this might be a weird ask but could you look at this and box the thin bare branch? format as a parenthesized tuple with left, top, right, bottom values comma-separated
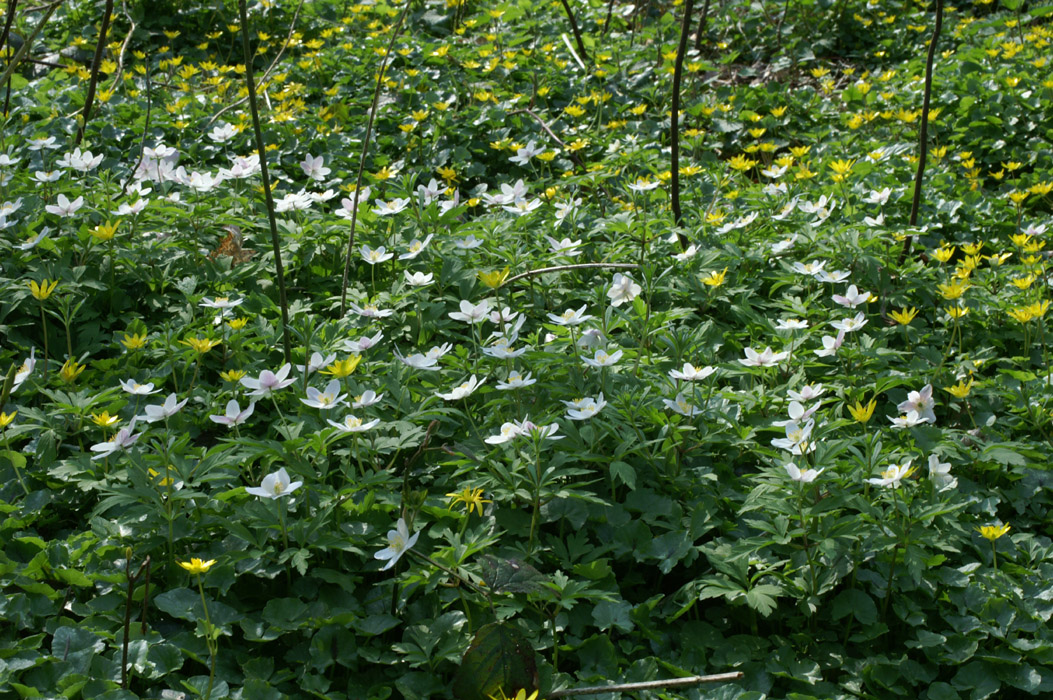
(548, 671, 745, 697)
(338, 2, 410, 316)
(504, 262, 639, 287)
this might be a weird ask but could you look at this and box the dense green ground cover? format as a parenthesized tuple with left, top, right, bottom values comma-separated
(2, 0, 1053, 697)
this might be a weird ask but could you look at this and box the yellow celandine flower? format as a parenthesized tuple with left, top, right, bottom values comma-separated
(179, 558, 216, 574)
(59, 358, 86, 383)
(1029, 181, 1053, 196)
(447, 487, 492, 516)
(1011, 274, 1035, 290)
(946, 305, 969, 319)
(890, 307, 918, 325)
(0, 411, 16, 429)
(986, 252, 1011, 266)
(701, 267, 728, 287)
(227, 317, 249, 331)
(1008, 307, 1036, 323)
(29, 279, 59, 301)
(321, 356, 362, 378)
(847, 398, 876, 424)
(1008, 191, 1029, 206)
(937, 281, 969, 300)
(437, 166, 457, 183)
(945, 378, 975, 399)
(181, 337, 222, 354)
(961, 242, 984, 256)
(121, 332, 148, 350)
(934, 245, 956, 263)
(492, 690, 540, 700)
(977, 524, 1010, 541)
(220, 369, 247, 382)
(1029, 300, 1050, 318)
(564, 105, 586, 117)
(478, 267, 510, 289)
(828, 159, 855, 177)
(770, 106, 788, 117)
(728, 154, 757, 171)
(91, 411, 120, 427)
(1009, 233, 1031, 248)
(92, 221, 119, 242)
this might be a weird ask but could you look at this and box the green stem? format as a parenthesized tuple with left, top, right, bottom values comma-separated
(195, 574, 217, 700)
(39, 303, 49, 381)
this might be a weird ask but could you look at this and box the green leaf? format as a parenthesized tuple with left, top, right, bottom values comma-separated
(745, 584, 782, 617)
(983, 446, 1026, 467)
(831, 589, 878, 625)
(479, 556, 546, 594)
(153, 588, 199, 622)
(592, 599, 634, 633)
(610, 461, 636, 489)
(452, 623, 538, 700)
(925, 682, 961, 700)
(952, 661, 1000, 699)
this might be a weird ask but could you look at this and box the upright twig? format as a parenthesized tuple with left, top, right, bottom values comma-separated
(898, 0, 943, 263)
(119, 59, 150, 198)
(693, 0, 711, 52)
(121, 555, 150, 690)
(109, 0, 136, 87)
(238, 0, 292, 363)
(207, 0, 305, 127)
(73, 0, 113, 145)
(558, 0, 589, 64)
(0, 0, 61, 98)
(668, 0, 694, 250)
(338, 0, 410, 317)
(0, 0, 18, 67)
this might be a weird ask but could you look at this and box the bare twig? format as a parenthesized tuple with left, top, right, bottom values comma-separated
(504, 262, 639, 286)
(109, 0, 136, 87)
(338, 1, 410, 316)
(558, 0, 589, 65)
(669, 0, 694, 250)
(508, 107, 585, 169)
(74, 0, 114, 145)
(899, 0, 943, 263)
(0, 0, 18, 64)
(0, 0, 61, 98)
(119, 59, 150, 198)
(693, 0, 711, 52)
(548, 671, 744, 698)
(238, 0, 291, 363)
(207, 0, 305, 127)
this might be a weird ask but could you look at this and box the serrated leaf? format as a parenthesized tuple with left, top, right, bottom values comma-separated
(452, 623, 537, 700)
(610, 461, 636, 489)
(745, 584, 782, 617)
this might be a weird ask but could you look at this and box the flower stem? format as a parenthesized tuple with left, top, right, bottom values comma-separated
(195, 574, 217, 700)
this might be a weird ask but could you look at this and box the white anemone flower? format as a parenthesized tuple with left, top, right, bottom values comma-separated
(246, 467, 303, 499)
(785, 462, 824, 483)
(327, 414, 381, 433)
(140, 393, 188, 423)
(374, 518, 420, 571)
(669, 363, 716, 381)
(209, 399, 256, 427)
(437, 376, 485, 401)
(301, 379, 347, 410)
